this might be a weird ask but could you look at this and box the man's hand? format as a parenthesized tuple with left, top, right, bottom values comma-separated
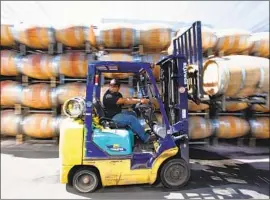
(140, 98, 150, 104)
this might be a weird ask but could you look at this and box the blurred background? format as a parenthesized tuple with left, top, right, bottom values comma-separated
(0, 1, 269, 144)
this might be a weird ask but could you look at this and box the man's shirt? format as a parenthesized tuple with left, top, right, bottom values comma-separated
(103, 89, 123, 118)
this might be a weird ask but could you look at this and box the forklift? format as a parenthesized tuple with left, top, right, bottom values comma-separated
(59, 21, 204, 193)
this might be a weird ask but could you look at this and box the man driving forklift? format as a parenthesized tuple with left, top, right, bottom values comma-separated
(103, 78, 156, 143)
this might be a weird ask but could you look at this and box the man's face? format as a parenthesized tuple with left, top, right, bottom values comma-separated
(109, 84, 120, 93)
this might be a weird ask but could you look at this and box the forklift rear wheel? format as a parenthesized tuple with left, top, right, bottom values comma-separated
(160, 158, 190, 189)
(73, 169, 99, 193)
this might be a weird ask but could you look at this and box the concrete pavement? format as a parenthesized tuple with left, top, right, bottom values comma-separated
(1, 140, 269, 199)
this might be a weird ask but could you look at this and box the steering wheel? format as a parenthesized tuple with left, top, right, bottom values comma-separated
(135, 101, 156, 128)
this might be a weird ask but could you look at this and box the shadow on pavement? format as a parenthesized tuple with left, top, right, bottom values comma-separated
(1, 142, 59, 159)
(65, 147, 269, 199)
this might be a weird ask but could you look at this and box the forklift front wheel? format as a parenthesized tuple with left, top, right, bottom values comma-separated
(160, 158, 190, 189)
(73, 169, 99, 193)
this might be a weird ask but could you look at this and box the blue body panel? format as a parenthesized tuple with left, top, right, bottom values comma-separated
(92, 128, 134, 156)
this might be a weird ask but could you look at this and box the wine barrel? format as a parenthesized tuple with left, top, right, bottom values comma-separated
(203, 55, 269, 98)
(92, 23, 138, 48)
(56, 82, 86, 105)
(21, 114, 59, 138)
(212, 116, 250, 139)
(1, 50, 20, 76)
(56, 52, 93, 78)
(188, 100, 209, 111)
(225, 102, 248, 112)
(21, 83, 56, 109)
(0, 110, 21, 136)
(55, 26, 85, 48)
(99, 53, 134, 79)
(85, 25, 97, 48)
(248, 32, 269, 58)
(168, 26, 217, 54)
(251, 104, 270, 113)
(100, 84, 135, 102)
(0, 80, 22, 106)
(1, 24, 15, 47)
(20, 54, 57, 79)
(138, 24, 173, 53)
(249, 118, 269, 139)
(214, 29, 250, 54)
(13, 24, 55, 49)
(189, 116, 214, 139)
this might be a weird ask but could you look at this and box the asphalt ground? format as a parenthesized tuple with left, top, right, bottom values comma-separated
(1, 139, 269, 199)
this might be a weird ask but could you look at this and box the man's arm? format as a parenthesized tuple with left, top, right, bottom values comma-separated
(116, 97, 149, 105)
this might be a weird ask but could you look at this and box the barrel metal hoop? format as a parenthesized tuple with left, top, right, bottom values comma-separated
(216, 36, 225, 50)
(257, 65, 265, 89)
(52, 55, 60, 76)
(51, 87, 58, 107)
(235, 63, 246, 95)
(97, 30, 103, 47)
(49, 27, 56, 43)
(229, 35, 236, 50)
(134, 29, 140, 46)
(121, 28, 127, 47)
(219, 60, 230, 95)
(40, 54, 46, 76)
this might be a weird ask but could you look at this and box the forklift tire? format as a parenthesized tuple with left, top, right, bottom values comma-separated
(73, 169, 99, 193)
(160, 158, 190, 189)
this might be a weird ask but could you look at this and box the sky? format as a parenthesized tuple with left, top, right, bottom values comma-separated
(1, 1, 269, 32)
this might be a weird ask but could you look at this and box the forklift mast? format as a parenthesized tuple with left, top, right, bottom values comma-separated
(157, 21, 204, 126)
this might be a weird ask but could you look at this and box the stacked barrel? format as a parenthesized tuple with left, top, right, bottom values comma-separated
(167, 26, 269, 141)
(1, 22, 269, 144)
(0, 22, 173, 141)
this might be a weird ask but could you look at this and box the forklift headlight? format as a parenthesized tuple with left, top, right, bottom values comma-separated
(63, 97, 85, 118)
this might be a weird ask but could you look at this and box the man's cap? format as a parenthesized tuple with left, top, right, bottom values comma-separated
(109, 79, 120, 86)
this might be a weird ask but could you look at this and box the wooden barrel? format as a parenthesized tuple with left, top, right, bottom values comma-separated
(21, 114, 59, 138)
(138, 24, 173, 53)
(0, 80, 22, 106)
(249, 118, 269, 139)
(100, 84, 135, 102)
(56, 52, 92, 78)
(1, 50, 20, 76)
(1, 24, 15, 47)
(188, 100, 209, 111)
(225, 102, 249, 112)
(248, 32, 269, 58)
(56, 82, 86, 105)
(251, 104, 269, 113)
(21, 83, 56, 109)
(203, 55, 269, 98)
(212, 116, 250, 139)
(189, 116, 214, 139)
(85, 25, 97, 48)
(168, 26, 217, 54)
(13, 25, 55, 49)
(0, 110, 21, 136)
(214, 29, 250, 54)
(20, 54, 57, 79)
(99, 53, 134, 79)
(55, 26, 85, 48)
(93, 23, 137, 48)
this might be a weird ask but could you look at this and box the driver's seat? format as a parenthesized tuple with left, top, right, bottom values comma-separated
(92, 98, 128, 129)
